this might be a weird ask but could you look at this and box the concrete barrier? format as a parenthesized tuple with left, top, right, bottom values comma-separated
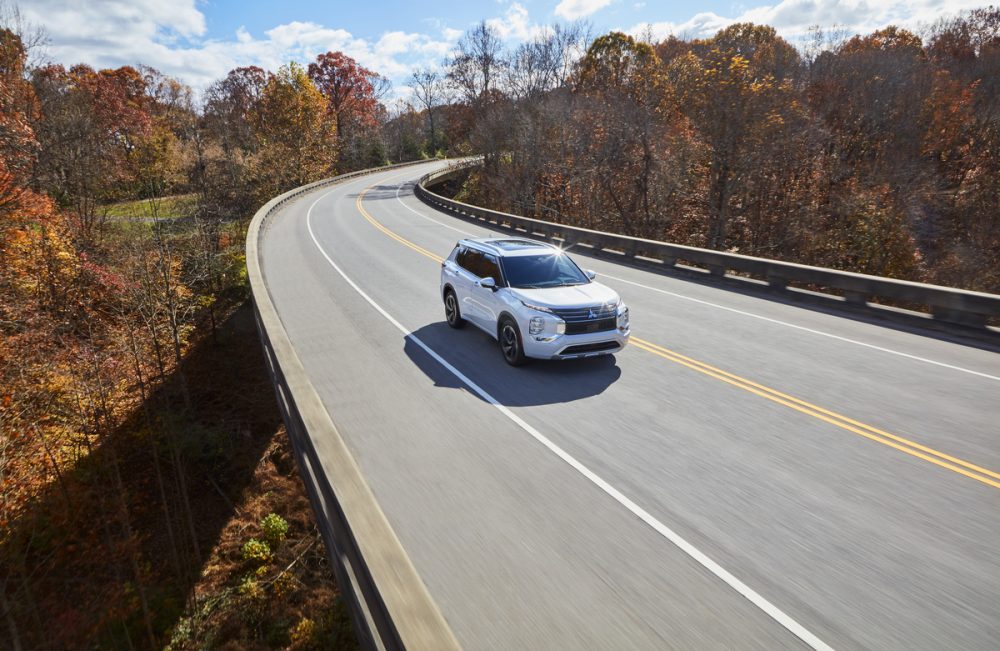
(416, 165, 1000, 332)
(247, 161, 461, 651)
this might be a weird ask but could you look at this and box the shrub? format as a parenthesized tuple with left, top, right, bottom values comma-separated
(261, 512, 289, 548)
(242, 538, 272, 564)
(290, 618, 317, 648)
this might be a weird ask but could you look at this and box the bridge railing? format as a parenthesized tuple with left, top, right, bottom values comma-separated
(416, 165, 1000, 331)
(247, 161, 460, 651)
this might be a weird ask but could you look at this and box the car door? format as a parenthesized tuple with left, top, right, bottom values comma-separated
(475, 253, 505, 331)
(443, 246, 472, 313)
(452, 248, 487, 329)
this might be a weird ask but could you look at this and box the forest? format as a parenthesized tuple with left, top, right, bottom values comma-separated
(432, 11, 1000, 293)
(1, 5, 998, 650)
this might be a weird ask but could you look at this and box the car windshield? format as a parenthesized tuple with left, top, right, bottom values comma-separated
(502, 253, 589, 289)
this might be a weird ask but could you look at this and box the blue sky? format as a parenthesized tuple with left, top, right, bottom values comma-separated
(195, 1, 728, 39)
(20, 0, 981, 99)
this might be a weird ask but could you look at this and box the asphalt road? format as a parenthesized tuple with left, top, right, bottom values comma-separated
(260, 160, 1000, 649)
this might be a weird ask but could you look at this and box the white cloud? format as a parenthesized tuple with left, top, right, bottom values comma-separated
(626, 0, 987, 43)
(19, 0, 460, 98)
(486, 3, 543, 41)
(555, 0, 613, 21)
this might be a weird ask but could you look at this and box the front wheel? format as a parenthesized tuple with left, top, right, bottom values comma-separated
(498, 317, 527, 366)
(444, 290, 465, 328)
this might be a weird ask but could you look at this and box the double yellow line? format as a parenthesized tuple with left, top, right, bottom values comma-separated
(630, 338, 1000, 489)
(352, 181, 1000, 491)
(356, 192, 444, 263)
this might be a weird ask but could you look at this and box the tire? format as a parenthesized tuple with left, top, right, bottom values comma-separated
(444, 289, 465, 328)
(498, 316, 527, 366)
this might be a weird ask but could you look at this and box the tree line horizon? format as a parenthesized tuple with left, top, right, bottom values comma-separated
(23, 6, 1000, 293)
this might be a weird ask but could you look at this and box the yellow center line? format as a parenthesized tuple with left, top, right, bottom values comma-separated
(348, 178, 1000, 491)
(356, 190, 444, 263)
(629, 340, 999, 490)
(632, 336, 1000, 483)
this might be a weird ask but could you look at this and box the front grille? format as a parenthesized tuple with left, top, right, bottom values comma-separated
(564, 317, 617, 335)
(559, 341, 621, 356)
(552, 304, 617, 322)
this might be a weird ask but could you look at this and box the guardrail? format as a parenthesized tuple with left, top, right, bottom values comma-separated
(247, 161, 461, 651)
(416, 166, 1000, 331)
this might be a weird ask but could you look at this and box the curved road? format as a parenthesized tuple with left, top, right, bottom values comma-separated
(260, 160, 1000, 649)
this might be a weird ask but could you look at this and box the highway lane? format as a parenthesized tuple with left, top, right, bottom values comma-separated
(259, 161, 1000, 649)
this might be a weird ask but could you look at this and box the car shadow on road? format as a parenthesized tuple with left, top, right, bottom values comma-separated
(403, 321, 622, 407)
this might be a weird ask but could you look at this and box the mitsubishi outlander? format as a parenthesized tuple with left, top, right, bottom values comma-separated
(440, 238, 630, 365)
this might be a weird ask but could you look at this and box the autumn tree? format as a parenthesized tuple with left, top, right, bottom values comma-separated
(569, 31, 701, 238)
(0, 27, 38, 219)
(30, 64, 157, 238)
(249, 63, 336, 200)
(920, 8, 1000, 290)
(308, 51, 388, 168)
(671, 24, 807, 249)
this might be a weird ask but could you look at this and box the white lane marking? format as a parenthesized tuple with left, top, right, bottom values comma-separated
(595, 273, 1000, 383)
(394, 180, 499, 237)
(391, 180, 1000, 383)
(305, 183, 834, 651)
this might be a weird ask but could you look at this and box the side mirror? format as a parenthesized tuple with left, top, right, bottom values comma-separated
(585, 270, 597, 280)
(479, 277, 497, 291)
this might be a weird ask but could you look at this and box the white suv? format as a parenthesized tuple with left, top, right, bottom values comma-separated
(440, 238, 630, 365)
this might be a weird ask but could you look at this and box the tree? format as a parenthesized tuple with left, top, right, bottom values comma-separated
(571, 32, 671, 236)
(447, 21, 507, 107)
(250, 63, 335, 198)
(676, 24, 805, 249)
(506, 23, 588, 102)
(307, 51, 388, 168)
(203, 66, 267, 158)
(410, 68, 447, 153)
(0, 28, 37, 214)
(30, 63, 155, 238)
(446, 22, 512, 201)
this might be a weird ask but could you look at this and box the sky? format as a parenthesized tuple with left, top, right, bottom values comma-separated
(16, 0, 986, 99)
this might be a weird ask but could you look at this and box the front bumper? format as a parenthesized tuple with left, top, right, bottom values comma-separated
(522, 326, 630, 360)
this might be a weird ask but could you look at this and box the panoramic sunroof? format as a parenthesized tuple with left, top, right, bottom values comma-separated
(490, 239, 548, 250)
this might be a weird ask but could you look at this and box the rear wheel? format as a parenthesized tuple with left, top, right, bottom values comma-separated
(498, 317, 527, 366)
(444, 290, 465, 328)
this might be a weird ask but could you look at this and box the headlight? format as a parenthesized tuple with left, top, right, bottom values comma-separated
(529, 316, 544, 335)
(617, 306, 630, 330)
(521, 300, 554, 314)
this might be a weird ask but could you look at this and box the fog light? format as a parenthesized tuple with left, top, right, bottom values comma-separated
(529, 316, 544, 335)
(618, 307, 630, 330)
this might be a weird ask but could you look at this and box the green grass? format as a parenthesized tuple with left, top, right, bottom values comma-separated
(103, 193, 198, 220)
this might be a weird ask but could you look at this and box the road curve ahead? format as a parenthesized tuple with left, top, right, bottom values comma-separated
(259, 160, 1000, 649)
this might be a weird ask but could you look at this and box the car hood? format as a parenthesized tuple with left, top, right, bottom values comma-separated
(509, 282, 620, 309)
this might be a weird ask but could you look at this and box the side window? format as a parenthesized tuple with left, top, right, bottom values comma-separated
(454, 247, 472, 271)
(459, 249, 485, 277)
(481, 254, 502, 284)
